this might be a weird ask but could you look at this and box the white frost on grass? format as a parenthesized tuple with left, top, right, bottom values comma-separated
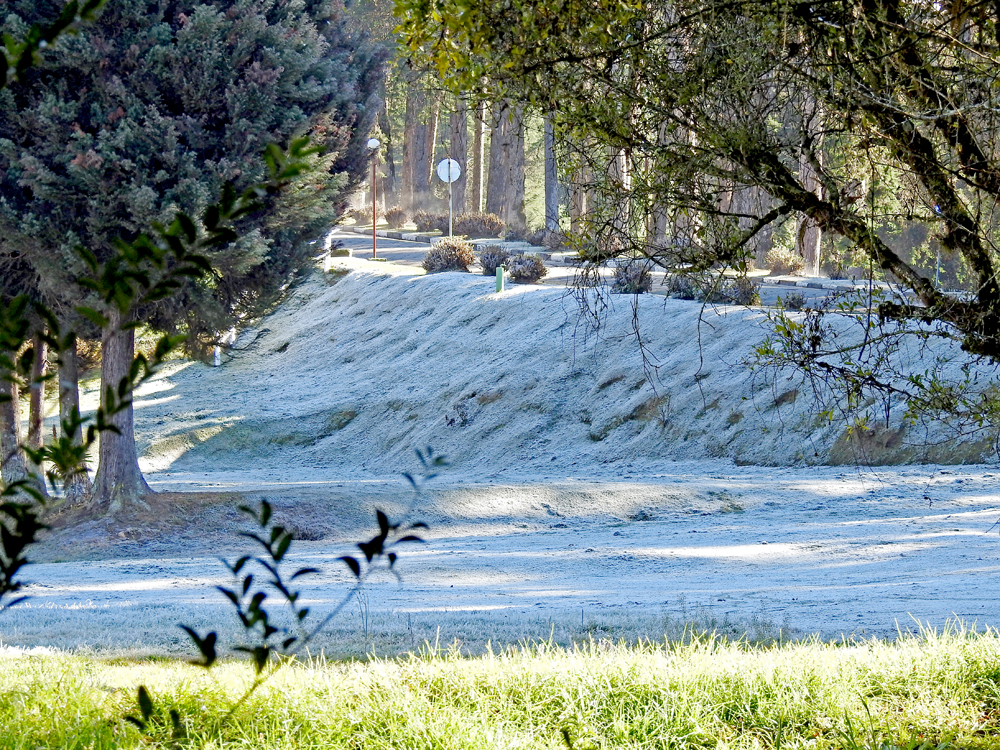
(123, 264, 973, 477)
(12, 463, 1000, 656)
(17, 263, 1000, 656)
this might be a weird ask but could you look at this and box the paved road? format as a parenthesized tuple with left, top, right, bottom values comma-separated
(329, 228, 844, 308)
(329, 227, 427, 265)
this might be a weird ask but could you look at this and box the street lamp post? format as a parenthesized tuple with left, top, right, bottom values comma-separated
(367, 137, 381, 259)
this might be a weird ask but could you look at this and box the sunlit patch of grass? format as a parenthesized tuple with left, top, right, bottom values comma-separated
(2, 622, 1000, 748)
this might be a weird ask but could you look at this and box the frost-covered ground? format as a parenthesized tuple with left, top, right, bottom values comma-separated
(6, 261, 1000, 656)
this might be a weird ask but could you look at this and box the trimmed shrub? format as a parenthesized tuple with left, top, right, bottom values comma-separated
(709, 276, 762, 305)
(664, 273, 760, 304)
(612, 262, 653, 294)
(503, 224, 531, 242)
(504, 225, 550, 245)
(479, 245, 511, 276)
(504, 253, 548, 283)
(664, 274, 700, 300)
(413, 210, 448, 233)
(542, 231, 567, 249)
(384, 206, 407, 228)
(454, 212, 505, 238)
(780, 291, 807, 310)
(422, 237, 475, 272)
(765, 247, 806, 276)
(350, 205, 381, 224)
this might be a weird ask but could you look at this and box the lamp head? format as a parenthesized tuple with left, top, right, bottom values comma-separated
(367, 138, 381, 150)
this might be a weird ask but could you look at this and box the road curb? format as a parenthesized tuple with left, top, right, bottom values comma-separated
(339, 227, 901, 293)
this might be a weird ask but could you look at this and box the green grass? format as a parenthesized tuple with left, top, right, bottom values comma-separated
(2, 623, 1000, 749)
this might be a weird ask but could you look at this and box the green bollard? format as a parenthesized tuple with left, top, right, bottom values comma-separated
(496, 266, 504, 293)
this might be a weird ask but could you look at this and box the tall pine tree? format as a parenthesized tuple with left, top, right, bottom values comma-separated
(0, 0, 384, 512)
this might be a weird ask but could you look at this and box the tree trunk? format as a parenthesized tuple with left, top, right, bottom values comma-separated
(27, 333, 45, 451)
(485, 102, 509, 218)
(607, 147, 630, 248)
(570, 181, 585, 236)
(544, 117, 560, 234)
(0, 360, 29, 489)
(92, 310, 151, 513)
(485, 101, 526, 228)
(471, 100, 486, 213)
(412, 91, 439, 211)
(727, 183, 774, 268)
(27, 331, 46, 491)
(507, 106, 526, 229)
(59, 337, 91, 501)
(651, 124, 671, 247)
(449, 97, 468, 215)
(402, 88, 419, 214)
(797, 150, 823, 276)
(378, 96, 397, 206)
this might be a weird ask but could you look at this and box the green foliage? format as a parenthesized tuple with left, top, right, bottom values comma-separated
(664, 274, 700, 300)
(0, 135, 318, 611)
(5, 625, 1000, 748)
(0, 0, 384, 354)
(394, 0, 1000, 428)
(0, 0, 331, 611)
(422, 237, 475, 272)
(779, 291, 807, 311)
(350, 205, 383, 224)
(413, 210, 448, 233)
(0, 0, 106, 87)
(125, 449, 441, 745)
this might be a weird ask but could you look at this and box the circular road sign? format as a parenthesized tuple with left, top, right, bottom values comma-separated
(436, 158, 462, 183)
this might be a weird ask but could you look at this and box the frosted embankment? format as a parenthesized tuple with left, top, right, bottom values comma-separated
(129, 261, 989, 477)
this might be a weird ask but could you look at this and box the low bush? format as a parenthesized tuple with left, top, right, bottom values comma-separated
(503, 225, 550, 245)
(504, 253, 548, 283)
(422, 237, 476, 272)
(413, 210, 448, 233)
(479, 245, 511, 276)
(454, 212, 505, 238)
(542, 231, 567, 250)
(780, 291, 807, 310)
(612, 262, 653, 294)
(664, 273, 761, 304)
(384, 206, 407, 228)
(664, 274, 700, 300)
(765, 247, 806, 276)
(349, 206, 381, 224)
(713, 276, 762, 305)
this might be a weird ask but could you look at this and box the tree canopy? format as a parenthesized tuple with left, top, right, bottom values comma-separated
(396, 0, 1000, 434)
(0, 0, 386, 508)
(1, 0, 384, 348)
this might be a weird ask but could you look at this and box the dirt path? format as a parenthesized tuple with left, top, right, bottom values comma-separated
(7, 462, 1000, 658)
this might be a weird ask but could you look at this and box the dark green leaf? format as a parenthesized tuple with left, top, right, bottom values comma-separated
(137, 685, 154, 722)
(339, 556, 361, 577)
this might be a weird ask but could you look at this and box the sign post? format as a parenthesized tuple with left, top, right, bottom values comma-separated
(436, 158, 462, 236)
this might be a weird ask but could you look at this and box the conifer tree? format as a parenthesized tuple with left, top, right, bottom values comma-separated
(0, 0, 384, 511)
